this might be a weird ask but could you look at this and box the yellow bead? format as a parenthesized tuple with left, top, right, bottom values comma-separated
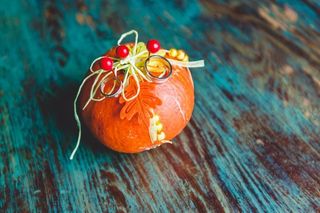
(157, 132, 166, 141)
(169, 48, 178, 57)
(151, 115, 160, 123)
(156, 123, 163, 132)
(182, 55, 189, 62)
(177, 50, 185, 60)
(150, 128, 157, 142)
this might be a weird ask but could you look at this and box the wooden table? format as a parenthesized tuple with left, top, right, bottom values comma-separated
(1, 0, 319, 212)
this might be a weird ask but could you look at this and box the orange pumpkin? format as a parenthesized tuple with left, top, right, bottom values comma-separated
(79, 44, 194, 153)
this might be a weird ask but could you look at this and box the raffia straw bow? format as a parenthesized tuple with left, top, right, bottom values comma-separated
(70, 30, 204, 160)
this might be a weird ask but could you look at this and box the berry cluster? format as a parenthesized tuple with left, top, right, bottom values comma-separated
(100, 39, 161, 71)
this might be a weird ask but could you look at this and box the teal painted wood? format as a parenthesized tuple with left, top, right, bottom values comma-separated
(0, 0, 320, 212)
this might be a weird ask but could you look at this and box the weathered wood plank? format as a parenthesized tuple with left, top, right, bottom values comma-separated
(0, 0, 319, 212)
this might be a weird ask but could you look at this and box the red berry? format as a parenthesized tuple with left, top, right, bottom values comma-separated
(147, 39, 161, 53)
(100, 57, 113, 70)
(116, 45, 129, 58)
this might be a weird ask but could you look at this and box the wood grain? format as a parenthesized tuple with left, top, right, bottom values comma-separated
(0, 0, 319, 212)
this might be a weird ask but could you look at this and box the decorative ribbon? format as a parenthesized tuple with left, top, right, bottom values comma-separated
(69, 30, 205, 160)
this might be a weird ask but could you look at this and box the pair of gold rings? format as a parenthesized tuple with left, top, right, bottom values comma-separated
(100, 55, 172, 98)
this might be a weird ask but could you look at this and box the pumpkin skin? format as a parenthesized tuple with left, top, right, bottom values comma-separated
(79, 45, 194, 153)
